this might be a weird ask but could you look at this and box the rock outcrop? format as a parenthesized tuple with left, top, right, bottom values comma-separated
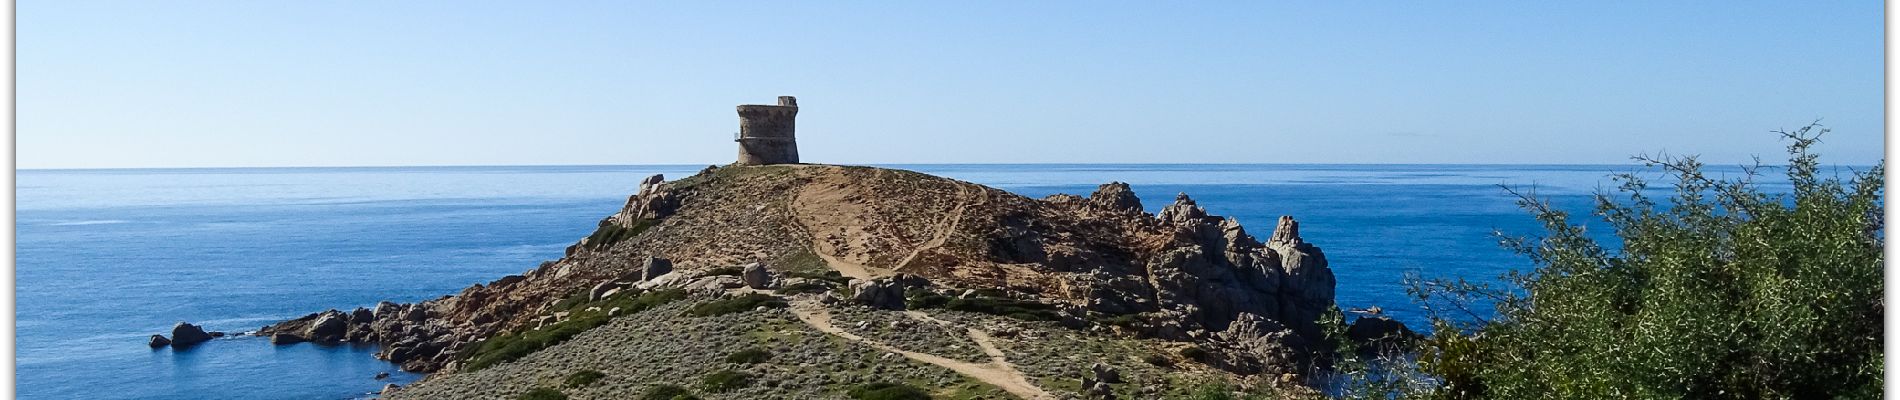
(169, 322, 212, 347)
(263, 164, 1338, 375)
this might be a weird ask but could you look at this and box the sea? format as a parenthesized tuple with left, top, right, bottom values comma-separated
(16, 163, 1767, 399)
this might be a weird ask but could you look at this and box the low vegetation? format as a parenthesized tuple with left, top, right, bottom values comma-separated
(584, 219, 654, 251)
(698, 370, 752, 392)
(686, 293, 788, 317)
(464, 289, 687, 371)
(905, 289, 1062, 321)
(562, 370, 605, 388)
(775, 281, 833, 295)
(724, 348, 772, 364)
(1336, 125, 1885, 398)
(516, 388, 568, 400)
(639, 384, 700, 400)
(846, 382, 932, 400)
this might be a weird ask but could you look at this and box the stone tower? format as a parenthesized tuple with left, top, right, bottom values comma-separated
(735, 96, 799, 165)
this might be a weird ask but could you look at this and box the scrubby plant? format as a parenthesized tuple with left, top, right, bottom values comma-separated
(1142, 353, 1174, 367)
(517, 388, 568, 400)
(1178, 346, 1208, 361)
(776, 281, 834, 295)
(702, 266, 744, 276)
(906, 290, 1063, 322)
(788, 269, 851, 284)
(686, 293, 788, 317)
(699, 370, 752, 392)
(1357, 124, 1884, 398)
(724, 348, 772, 364)
(846, 382, 932, 400)
(464, 289, 687, 371)
(584, 219, 653, 250)
(639, 384, 700, 400)
(563, 370, 606, 388)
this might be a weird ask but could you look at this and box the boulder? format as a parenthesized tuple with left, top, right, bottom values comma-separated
(590, 280, 629, 301)
(741, 262, 777, 289)
(641, 257, 674, 281)
(305, 311, 349, 342)
(348, 307, 374, 324)
(169, 322, 213, 347)
(849, 278, 907, 310)
(147, 335, 171, 348)
(381, 384, 400, 395)
(270, 332, 307, 345)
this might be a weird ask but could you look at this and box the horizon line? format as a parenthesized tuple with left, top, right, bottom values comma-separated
(15, 161, 1840, 172)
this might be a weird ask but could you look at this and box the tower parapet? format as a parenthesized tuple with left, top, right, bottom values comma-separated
(735, 96, 799, 165)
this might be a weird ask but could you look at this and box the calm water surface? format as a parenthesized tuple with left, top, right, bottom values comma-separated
(18, 164, 1755, 399)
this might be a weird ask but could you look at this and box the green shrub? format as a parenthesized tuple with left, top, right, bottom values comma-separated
(1142, 353, 1174, 367)
(563, 370, 606, 388)
(1178, 346, 1208, 361)
(905, 291, 1061, 322)
(517, 388, 568, 400)
(1372, 125, 1885, 398)
(687, 293, 788, 317)
(702, 266, 744, 276)
(847, 382, 933, 400)
(699, 370, 752, 392)
(464, 289, 687, 371)
(788, 269, 851, 284)
(639, 384, 700, 400)
(585, 219, 653, 250)
(776, 281, 834, 295)
(725, 348, 772, 364)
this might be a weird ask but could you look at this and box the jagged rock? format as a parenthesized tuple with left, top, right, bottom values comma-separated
(349, 307, 374, 323)
(1089, 181, 1143, 213)
(147, 334, 170, 348)
(170, 322, 212, 347)
(741, 262, 777, 289)
(381, 383, 400, 395)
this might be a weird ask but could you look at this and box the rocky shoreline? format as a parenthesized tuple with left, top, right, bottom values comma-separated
(245, 164, 1410, 398)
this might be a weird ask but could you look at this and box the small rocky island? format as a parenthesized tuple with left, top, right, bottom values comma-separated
(248, 97, 1406, 399)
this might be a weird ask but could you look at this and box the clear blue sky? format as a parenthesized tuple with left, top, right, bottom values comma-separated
(18, 1, 1885, 168)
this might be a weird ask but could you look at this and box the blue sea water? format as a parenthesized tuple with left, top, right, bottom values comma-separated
(16, 164, 1758, 399)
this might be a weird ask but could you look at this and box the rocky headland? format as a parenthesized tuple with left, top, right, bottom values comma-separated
(260, 164, 1374, 399)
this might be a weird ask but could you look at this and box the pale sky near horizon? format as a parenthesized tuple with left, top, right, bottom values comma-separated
(18, 1, 1886, 169)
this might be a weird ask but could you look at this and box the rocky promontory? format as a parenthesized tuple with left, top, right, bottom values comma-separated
(263, 164, 1345, 398)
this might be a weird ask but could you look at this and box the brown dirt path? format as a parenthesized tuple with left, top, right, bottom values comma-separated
(791, 302, 1054, 399)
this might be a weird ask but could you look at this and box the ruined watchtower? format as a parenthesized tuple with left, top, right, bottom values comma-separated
(735, 96, 799, 165)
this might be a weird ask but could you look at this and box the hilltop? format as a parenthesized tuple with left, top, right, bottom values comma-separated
(260, 164, 1358, 399)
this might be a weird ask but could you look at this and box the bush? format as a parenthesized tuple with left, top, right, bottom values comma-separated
(1382, 125, 1885, 398)
(639, 384, 699, 400)
(776, 281, 834, 295)
(563, 370, 606, 388)
(584, 219, 653, 250)
(788, 269, 851, 284)
(702, 266, 744, 276)
(1142, 353, 1174, 367)
(699, 370, 752, 392)
(517, 388, 568, 400)
(846, 382, 933, 400)
(687, 293, 788, 317)
(1178, 346, 1208, 361)
(464, 289, 687, 371)
(906, 291, 1062, 322)
(725, 348, 772, 364)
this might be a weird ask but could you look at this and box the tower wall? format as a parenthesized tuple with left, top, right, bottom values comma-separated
(735, 96, 799, 165)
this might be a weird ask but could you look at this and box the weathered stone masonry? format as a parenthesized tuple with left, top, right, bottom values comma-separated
(735, 96, 799, 165)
